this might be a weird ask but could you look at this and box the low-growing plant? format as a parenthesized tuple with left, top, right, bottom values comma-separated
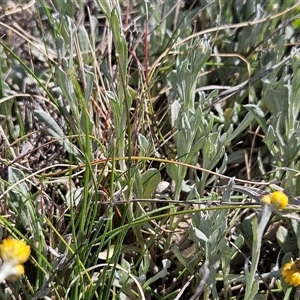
(0, 1, 300, 299)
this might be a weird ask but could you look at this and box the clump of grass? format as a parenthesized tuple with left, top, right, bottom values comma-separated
(0, 1, 300, 299)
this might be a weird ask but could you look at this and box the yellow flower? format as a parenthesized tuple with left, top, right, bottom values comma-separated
(270, 191, 289, 209)
(261, 194, 272, 205)
(0, 237, 30, 282)
(282, 258, 300, 286)
(9, 264, 25, 278)
(261, 191, 288, 209)
(0, 262, 25, 281)
(0, 237, 30, 264)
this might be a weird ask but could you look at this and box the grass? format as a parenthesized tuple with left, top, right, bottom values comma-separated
(0, 0, 300, 299)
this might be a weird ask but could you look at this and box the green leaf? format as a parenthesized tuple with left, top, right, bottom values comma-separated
(170, 99, 181, 127)
(138, 134, 149, 155)
(276, 226, 292, 254)
(230, 235, 245, 258)
(84, 64, 94, 105)
(7, 167, 36, 232)
(77, 25, 90, 63)
(263, 125, 277, 150)
(167, 164, 178, 182)
(133, 171, 143, 199)
(34, 110, 82, 160)
(244, 104, 267, 132)
(55, 65, 78, 116)
(226, 112, 254, 143)
(189, 224, 209, 243)
(186, 137, 206, 164)
(144, 259, 171, 287)
(7, 166, 29, 209)
(171, 245, 195, 273)
(141, 169, 161, 198)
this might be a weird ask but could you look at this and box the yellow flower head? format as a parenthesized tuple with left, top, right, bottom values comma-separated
(261, 191, 288, 209)
(261, 194, 272, 206)
(2, 264, 25, 281)
(0, 237, 30, 265)
(282, 258, 300, 287)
